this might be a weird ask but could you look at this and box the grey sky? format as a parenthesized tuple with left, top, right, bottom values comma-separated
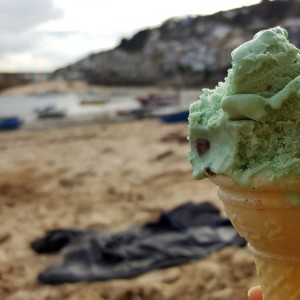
(0, 0, 65, 71)
(0, 0, 260, 72)
(0, 0, 63, 33)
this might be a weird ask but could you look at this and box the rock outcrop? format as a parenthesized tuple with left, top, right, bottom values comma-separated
(52, 0, 300, 87)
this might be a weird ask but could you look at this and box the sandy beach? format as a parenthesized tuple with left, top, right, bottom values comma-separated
(0, 82, 257, 300)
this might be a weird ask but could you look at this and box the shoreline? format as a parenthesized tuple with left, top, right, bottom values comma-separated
(0, 80, 202, 132)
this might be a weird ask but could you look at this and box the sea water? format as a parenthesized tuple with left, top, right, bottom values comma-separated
(0, 93, 140, 123)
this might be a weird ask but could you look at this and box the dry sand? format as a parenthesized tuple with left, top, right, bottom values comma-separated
(0, 117, 257, 300)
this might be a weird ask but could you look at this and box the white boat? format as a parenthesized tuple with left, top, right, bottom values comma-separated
(35, 105, 66, 119)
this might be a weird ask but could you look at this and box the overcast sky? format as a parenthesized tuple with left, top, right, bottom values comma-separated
(0, 0, 261, 72)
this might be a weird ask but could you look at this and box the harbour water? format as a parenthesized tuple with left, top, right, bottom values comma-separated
(0, 93, 140, 123)
(0, 87, 200, 131)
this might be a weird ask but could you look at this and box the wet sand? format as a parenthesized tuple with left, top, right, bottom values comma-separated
(0, 118, 258, 300)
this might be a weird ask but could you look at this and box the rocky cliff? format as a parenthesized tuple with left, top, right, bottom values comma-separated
(52, 0, 300, 87)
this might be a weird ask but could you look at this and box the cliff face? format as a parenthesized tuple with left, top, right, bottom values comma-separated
(52, 0, 300, 87)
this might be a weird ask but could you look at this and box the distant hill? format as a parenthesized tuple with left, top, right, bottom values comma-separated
(52, 0, 300, 87)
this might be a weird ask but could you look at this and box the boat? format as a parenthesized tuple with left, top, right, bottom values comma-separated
(80, 99, 107, 105)
(35, 106, 66, 119)
(80, 92, 108, 105)
(0, 116, 22, 130)
(129, 108, 150, 119)
(151, 106, 189, 123)
(137, 93, 177, 107)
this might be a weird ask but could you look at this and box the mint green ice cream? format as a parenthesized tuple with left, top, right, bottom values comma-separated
(188, 27, 300, 187)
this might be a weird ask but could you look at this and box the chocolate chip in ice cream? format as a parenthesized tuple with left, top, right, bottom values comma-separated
(205, 167, 216, 177)
(196, 138, 210, 156)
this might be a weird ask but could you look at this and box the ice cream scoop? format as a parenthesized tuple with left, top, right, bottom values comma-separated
(188, 27, 300, 188)
(188, 27, 300, 300)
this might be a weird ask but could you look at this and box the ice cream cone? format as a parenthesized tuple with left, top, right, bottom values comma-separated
(210, 175, 300, 300)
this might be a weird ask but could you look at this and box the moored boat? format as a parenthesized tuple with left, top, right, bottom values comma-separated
(80, 91, 108, 105)
(151, 106, 189, 123)
(137, 94, 177, 107)
(35, 106, 66, 119)
(80, 99, 107, 105)
(0, 116, 22, 130)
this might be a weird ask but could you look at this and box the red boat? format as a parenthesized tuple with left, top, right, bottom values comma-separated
(137, 94, 178, 107)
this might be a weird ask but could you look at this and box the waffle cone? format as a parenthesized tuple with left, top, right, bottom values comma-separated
(210, 175, 300, 300)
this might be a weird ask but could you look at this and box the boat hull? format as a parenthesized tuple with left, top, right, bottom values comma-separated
(0, 117, 22, 130)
